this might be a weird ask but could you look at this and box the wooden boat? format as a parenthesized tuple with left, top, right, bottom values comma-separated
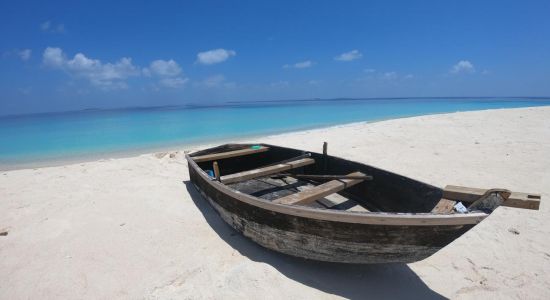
(186, 143, 540, 264)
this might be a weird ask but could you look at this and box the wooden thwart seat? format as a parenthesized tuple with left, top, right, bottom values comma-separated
(273, 171, 366, 206)
(442, 185, 541, 210)
(192, 146, 269, 163)
(220, 158, 315, 184)
(431, 198, 457, 213)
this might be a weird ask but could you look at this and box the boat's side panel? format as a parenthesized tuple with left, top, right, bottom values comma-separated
(189, 164, 475, 264)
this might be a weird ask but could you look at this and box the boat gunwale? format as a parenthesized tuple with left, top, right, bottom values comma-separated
(185, 146, 488, 226)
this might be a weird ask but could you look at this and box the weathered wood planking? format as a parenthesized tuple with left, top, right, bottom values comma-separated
(220, 158, 315, 184)
(443, 185, 541, 210)
(431, 198, 456, 213)
(213, 161, 220, 181)
(191, 146, 269, 162)
(184, 143, 506, 264)
(188, 151, 487, 226)
(273, 172, 366, 205)
(188, 161, 479, 263)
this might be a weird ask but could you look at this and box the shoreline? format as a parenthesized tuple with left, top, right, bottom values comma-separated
(1, 106, 549, 299)
(2, 105, 547, 172)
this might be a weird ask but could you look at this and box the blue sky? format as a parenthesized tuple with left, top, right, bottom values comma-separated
(1, 0, 549, 115)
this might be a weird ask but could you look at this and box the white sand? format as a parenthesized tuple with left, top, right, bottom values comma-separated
(1, 107, 549, 299)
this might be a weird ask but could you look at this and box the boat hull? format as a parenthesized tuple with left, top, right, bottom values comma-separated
(188, 162, 477, 264)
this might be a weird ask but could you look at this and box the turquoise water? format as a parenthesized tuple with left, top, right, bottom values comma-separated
(1, 98, 549, 167)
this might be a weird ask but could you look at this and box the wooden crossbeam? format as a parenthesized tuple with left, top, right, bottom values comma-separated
(278, 173, 373, 181)
(443, 185, 541, 210)
(431, 198, 457, 213)
(192, 146, 269, 163)
(273, 172, 366, 206)
(220, 158, 315, 184)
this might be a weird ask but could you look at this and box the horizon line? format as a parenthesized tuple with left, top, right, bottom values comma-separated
(2, 96, 550, 119)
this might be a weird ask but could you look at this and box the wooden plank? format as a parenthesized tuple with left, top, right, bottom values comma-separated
(506, 192, 541, 210)
(273, 172, 366, 205)
(431, 198, 457, 213)
(316, 196, 370, 212)
(192, 146, 269, 163)
(220, 158, 315, 184)
(443, 185, 486, 202)
(316, 198, 339, 208)
(188, 154, 489, 226)
(213, 161, 220, 181)
(323, 141, 328, 172)
(278, 173, 373, 180)
(346, 203, 371, 212)
(443, 185, 541, 210)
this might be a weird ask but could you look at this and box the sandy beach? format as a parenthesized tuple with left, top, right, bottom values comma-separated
(1, 106, 549, 299)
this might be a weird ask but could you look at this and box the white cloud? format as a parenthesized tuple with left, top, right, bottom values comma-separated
(148, 59, 182, 77)
(364, 68, 376, 73)
(404, 74, 414, 79)
(42, 47, 64, 67)
(450, 60, 475, 74)
(42, 47, 140, 89)
(146, 59, 187, 88)
(42, 47, 190, 90)
(142, 68, 151, 77)
(295, 61, 313, 68)
(18, 49, 32, 61)
(283, 60, 314, 69)
(335, 50, 362, 61)
(197, 49, 236, 65)
(159, 77, 188, 88)
(41, 21, 65, 33)
(382, 71, 398, 80)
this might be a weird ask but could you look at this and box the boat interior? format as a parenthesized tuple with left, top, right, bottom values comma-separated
(188, 144, 540, 214)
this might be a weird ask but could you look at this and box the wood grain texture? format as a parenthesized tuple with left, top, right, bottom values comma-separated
(273, 172, 366, 205)
(213, 161, 220, 181)
(431, 198, 457, 213)
(188, 164, 477, 263)
(443, 185, 541, 210)
(220, 158, 315, 184)
(197, 184, 443, 263)
(191, 146, 269, 162)
(186, 149, 487, 226)
(185, 142, 492, 264)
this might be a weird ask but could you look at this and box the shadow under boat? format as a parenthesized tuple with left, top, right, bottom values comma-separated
(184, 181, 447, 300)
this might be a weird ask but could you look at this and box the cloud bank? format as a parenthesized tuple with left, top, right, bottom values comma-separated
(43, 47, 139, 89)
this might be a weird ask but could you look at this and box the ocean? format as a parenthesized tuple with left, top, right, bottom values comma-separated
(1, 97, 549, 169)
